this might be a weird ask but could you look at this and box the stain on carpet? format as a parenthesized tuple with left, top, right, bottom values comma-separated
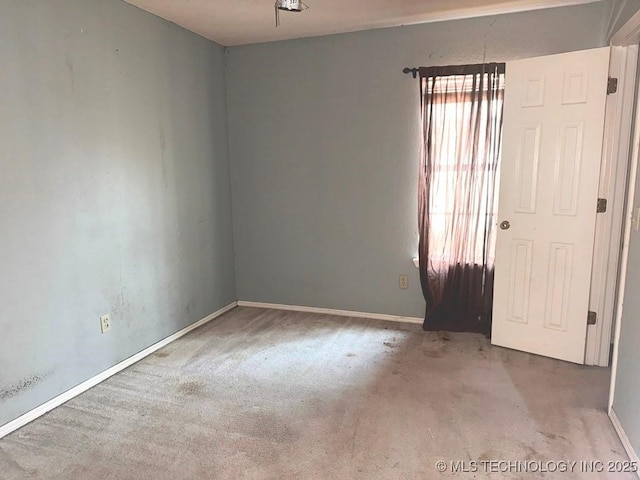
(383, 337, 399, 349)
(229, 412, 299, 444)
(177, 380, 206, 396)
(539, 431, 566, 442)
(438, 332, 452, 342)
(0, 449, 37, 476)
(422, 350, 443, 359)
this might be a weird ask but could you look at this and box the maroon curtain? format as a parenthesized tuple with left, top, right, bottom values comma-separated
(418, 63, 505, 335)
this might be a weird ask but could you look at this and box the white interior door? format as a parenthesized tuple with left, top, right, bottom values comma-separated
(492, 47, 610, 364)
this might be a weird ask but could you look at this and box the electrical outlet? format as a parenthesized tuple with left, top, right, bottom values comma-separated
(399, 275, 409, 289)
(100, 314, 111, 334)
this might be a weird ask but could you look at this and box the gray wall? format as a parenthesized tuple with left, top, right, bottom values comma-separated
(608, 0, 640, 457)
(0, 0, 235, 426)
(226, 3, 610, 318)
(605, 0, 640, 40)
(613, 54, 640, 456)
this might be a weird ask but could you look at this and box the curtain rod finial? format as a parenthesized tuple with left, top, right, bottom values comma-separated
(403, 67, 418, 79)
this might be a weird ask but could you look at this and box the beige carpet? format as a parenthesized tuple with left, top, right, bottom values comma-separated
(0, 307, 632, 479)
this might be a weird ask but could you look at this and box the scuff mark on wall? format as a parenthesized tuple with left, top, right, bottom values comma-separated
(0, 372, 52, 402)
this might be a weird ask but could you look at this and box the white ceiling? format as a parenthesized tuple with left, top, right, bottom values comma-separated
(124, 0, 601, 46)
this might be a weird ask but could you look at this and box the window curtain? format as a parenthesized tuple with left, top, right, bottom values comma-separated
(418, 63, 505, 335)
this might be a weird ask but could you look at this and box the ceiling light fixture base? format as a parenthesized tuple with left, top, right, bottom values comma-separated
(275, 0, 309, 27)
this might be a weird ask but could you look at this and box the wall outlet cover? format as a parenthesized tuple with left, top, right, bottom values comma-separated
(100, 314, 111, 334)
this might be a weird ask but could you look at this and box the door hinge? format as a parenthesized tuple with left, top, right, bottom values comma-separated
(607, 77, 618, 95)
(597, 198, 607, 213)
(587, 311, 597, 325)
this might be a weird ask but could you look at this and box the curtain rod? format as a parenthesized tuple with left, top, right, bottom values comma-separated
(403, 63, 506, 79)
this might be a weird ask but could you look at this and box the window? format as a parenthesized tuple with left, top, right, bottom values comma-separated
(425, 73, 504, 267)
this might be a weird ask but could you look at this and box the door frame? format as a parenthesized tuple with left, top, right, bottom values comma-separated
(586, 43, 639, 366)
(608, 10, 640, 408)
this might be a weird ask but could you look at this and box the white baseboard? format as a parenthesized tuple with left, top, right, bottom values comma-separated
(610, 408, 640, 478)
(237, 301, 423, 325)
(0, 301, 237, 440)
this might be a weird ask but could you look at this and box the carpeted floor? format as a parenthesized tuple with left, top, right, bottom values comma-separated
(0, 307, 633, 479)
